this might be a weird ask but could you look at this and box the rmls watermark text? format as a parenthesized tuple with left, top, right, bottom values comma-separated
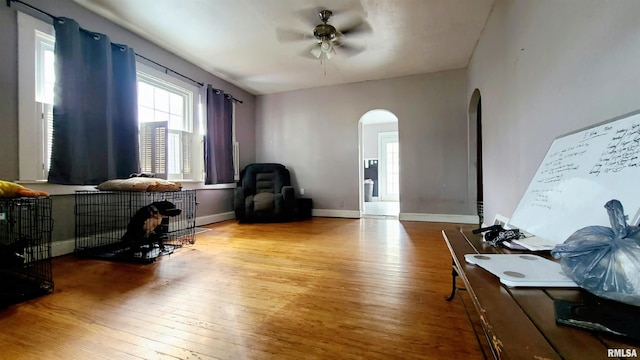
(608, 348, 638, 358)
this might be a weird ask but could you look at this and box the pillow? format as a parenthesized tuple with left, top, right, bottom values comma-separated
(96, 178, 182, 192)
(253, 192, 274, 211)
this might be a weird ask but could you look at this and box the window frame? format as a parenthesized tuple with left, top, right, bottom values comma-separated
(136, 62, 202, 181)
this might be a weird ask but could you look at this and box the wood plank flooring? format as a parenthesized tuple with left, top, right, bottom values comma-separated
(0, 218, 484, 360)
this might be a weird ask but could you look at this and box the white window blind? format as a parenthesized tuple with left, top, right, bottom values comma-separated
(139, 121, 168, 179)
(41, 102, 54, 176)
(181, 131, 193, 177)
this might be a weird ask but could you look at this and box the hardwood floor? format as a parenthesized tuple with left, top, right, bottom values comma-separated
(0, 218, 484, 360)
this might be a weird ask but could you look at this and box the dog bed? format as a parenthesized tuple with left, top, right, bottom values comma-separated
(96, 178, 182, 192)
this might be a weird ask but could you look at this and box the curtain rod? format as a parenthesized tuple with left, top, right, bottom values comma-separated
(7, 0, 244, 104)
(135, 53, 243, 103)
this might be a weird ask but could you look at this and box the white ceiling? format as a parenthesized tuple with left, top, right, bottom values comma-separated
(72, 0, 495, 96)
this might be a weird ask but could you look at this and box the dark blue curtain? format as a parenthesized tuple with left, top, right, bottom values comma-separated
(48, 17, 139, 185)
(204, 85, 234, 184)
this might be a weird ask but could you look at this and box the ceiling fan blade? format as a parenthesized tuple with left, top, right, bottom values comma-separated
(295, 7, 324, 28)
(334, 41, 365, 57)
(276, 28, 311, 43)
(338, 18, 372, 37)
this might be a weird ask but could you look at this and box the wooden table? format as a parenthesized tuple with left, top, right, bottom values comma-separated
(442, 228, 640, 360)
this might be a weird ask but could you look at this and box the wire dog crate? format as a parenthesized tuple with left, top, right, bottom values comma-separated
(0, 197, 53, 306)
(75, 190, 196, 263)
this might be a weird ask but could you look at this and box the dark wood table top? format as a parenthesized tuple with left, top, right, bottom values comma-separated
(442, 228, 640, 360)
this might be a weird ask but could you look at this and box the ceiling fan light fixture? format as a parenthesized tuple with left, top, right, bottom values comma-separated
(322, 41, 336, 59)
(295, 8, 370, 62)
(310, 44, 322, 58)
(325, 45, 336, 59)
(320, 41, 332, 52)
(310, 41, 336, 59)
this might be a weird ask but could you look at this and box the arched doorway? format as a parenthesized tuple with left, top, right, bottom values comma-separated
(358, 109, 400, 218)
(468, 90, 484, 224)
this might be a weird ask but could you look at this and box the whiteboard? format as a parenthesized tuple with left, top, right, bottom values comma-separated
(508, 111, 640, 245)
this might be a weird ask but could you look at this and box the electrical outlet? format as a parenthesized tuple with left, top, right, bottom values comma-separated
(300, 188, 305, 195)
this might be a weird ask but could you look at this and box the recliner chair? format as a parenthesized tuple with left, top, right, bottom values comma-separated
(234, 163, 295, 222)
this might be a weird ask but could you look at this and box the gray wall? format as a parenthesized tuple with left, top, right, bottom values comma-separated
(469, 0, 640, 225)
(256, 69, 472, 215)
(0, 0, 257, 244)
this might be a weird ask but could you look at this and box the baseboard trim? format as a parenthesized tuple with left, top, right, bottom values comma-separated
(312, 209, 361, 218)
(196, 211, 235, 226)
(311, 210, 477, 223)
(399, 213, 479, 224)
(51, 238, 76, 258)
(50, 211, 475, 257)
(51, 212, 236, 258)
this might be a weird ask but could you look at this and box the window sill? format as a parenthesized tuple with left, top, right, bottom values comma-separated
(179, 181, 236, 190)
(16, 180, 236, 196)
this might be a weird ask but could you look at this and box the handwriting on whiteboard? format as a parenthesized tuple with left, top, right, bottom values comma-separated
(529, 122, 640, 209)
(536, 142, 589, 185)
(590, 123, 640, 176)
(509, 112, 640, 244)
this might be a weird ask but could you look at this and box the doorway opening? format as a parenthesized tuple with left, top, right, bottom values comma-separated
(468, 90, 484, 224)
(358, 109, 400, 218)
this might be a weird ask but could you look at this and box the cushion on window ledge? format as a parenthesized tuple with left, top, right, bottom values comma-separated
(96, 178, 182, 192)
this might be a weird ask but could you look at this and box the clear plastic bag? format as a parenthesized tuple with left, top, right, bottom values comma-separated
(551, 199, 640, 306)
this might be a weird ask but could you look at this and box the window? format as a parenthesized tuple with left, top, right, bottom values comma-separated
(36, 31, 55, 176)
(18, 12, 205, 183)
(136, 67, 202, 181)
(18, 12, 55, 181)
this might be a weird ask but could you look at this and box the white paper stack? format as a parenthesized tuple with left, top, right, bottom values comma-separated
(465, 254, 578, 287)
(511, 236, 559, 251)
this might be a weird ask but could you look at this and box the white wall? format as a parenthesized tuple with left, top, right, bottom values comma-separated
(469, 0, 640, 224)
(256, 69, 473, 216)
(363, 122, 398, 159)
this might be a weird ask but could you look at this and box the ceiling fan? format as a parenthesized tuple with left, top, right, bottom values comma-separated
(277, 8, 372, 60)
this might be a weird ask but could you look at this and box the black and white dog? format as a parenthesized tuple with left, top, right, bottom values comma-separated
(121, 200, 182, 252)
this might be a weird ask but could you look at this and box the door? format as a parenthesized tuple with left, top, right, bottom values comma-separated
(378, 131, 399, 201)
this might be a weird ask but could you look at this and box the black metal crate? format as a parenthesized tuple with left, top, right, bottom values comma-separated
(0, 197, 53, 306)
(75, 190, 196, 263)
